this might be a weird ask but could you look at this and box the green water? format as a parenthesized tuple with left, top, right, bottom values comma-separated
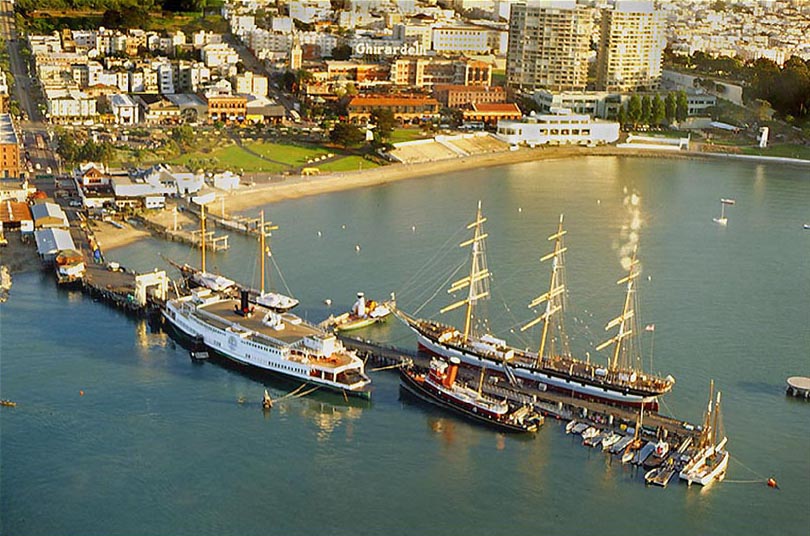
(2, 156, 808, 535)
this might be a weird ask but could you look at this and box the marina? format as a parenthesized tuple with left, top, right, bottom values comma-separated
(2, 156, 808, 536)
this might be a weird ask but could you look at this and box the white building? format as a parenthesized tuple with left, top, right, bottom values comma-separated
(109, 94, 140, 125)
(270, 16, 293, 33)
(298, 31, 338, 58)
(202, 43, 240, 67)
(506, 0, 593, 93)
(596, 0, 666, 92)
(212, 171, 240, 191)
(156, 62, 175, 94)
(289, 0, 332, 23)
(432, 26, 490, 54)
(34, 228, 75, 262)
(496, 109, 619, 147)
(234, 71, 268, 97)
(45, 88, 98, 122)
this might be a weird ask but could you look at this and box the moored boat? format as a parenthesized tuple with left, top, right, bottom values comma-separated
(400, 357, 542, 433)
(163, 288, 372, 399)
(395, 206, 673, 410)
(321, 292, 394, 332)
(680, 382, 730, 486)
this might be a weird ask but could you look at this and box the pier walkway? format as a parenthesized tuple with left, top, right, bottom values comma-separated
(341, 335, 700, 442)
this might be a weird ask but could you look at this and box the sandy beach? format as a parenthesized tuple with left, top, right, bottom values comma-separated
(93, 144, 810, 250)
(222, 145, 595, 213)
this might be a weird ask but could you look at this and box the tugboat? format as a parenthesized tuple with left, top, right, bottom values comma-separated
(400, 357, 542, 433)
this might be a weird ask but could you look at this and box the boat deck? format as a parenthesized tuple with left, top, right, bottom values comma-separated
(195, 299, 355, 368)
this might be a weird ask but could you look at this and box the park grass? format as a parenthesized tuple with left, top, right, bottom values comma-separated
(317, 156, 380, 173)
(169, 144, 289, 173)
(740, 144, 810, 160)
(245, 142, 331, 167)
(389, 128, 430, 144)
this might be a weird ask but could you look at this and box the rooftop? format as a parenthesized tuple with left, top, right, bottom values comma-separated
(0, 114, 19, 145)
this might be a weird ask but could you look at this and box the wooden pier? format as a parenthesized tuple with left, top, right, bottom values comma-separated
(340, 335, 701, 443)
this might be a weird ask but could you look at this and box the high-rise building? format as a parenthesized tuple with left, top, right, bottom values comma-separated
(506, 0, 593, 93)
(596, 0, 666, 92)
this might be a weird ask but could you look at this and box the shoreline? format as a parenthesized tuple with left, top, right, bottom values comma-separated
(97, 146, 808, 250)
(221, 146, 810, 215)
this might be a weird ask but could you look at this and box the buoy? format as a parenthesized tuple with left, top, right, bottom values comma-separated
(767, 477, 779, 489)
(411, 225, 416, 232)
(342, 224, 346, 230)
(324, 298, 332, 306)
(317, 231, 322, 237)
(79, 390, 84, 396)
(597, 199, 601, 205)
(518, 207, 522, 213)
(355, 244, 360, 252)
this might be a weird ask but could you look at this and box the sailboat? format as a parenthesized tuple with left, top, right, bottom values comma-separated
(248, 211, 299, 312)
(168, 201, 236, 293)
(679, 380, 730, 486)
(713, 198, 735, 226)
(395, 204, 674, 410)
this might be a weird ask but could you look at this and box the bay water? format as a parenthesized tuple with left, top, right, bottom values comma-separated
(2, 156, 808, 535)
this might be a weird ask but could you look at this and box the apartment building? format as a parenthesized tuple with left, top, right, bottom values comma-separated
(506, 0, 592, 93)
(596, 0, 666, 92)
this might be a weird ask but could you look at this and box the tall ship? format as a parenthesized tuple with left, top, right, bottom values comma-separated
(395, 202, 674, 409)
(162, 205, 370, 398)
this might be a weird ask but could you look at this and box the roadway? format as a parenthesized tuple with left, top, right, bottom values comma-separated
(1, 0, 60, 176)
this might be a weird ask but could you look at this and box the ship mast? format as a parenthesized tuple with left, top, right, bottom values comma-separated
(596, 247, 640, 370)
(200, 202, 206, 273)
(441, 201, 490, 342)
(700, 379, 715, 448)
(259, 210, 278, 295)
(521, 214, 569, 367)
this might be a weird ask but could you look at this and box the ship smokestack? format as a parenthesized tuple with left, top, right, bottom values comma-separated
(445, 357, 460, 387)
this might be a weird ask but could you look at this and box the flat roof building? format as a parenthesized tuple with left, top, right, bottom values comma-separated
(0, 114, 21, 178)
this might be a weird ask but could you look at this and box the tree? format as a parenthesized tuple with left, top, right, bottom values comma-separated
(329, 122, 365, 147)
(370, 108, 396, 141)
(640, 95, 652, 126)
(676, 91, 689, 122)
(651, 94, 665, 126)
(331, 44, 352, 61)
(665, 92, 677, 123)
(627, 94, 642, 127)
(616, 103, 627, 127)
(171, 125, 195, 147)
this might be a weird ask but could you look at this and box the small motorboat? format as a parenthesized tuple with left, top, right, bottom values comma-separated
(262, 389, 273, 409)
(1, 399, 17, 407)
(565, 420, 578, 434)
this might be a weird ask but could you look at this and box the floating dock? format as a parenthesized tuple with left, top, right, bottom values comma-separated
(786, 376, 810, 399)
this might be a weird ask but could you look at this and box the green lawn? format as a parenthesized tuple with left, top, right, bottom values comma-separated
(317, 156, 380, 172)
(245, 142, 331, 167)
(740, 144, 810, 160)
(389, 128, 430, 144)
(169, 144, 288, 173)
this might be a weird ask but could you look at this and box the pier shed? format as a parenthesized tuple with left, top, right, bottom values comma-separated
(35, 228, 76, 262)
(0, 200, 32, 230)
(31, 202, 69, 229)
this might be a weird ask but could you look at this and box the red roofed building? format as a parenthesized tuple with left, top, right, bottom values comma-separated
(347, 95, 440, 124)
(0, 200, 33, 230)
(462, 102, 522, 126)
